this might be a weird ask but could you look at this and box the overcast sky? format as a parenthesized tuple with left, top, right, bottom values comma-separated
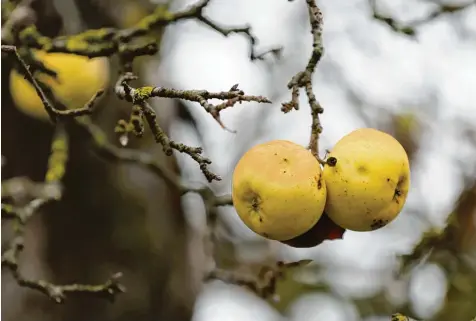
(147, 0, 476, 320)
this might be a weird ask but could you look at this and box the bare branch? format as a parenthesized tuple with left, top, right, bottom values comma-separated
(369, 0, 476, 37)
(113, 73, 271, 181)
(281, 0, 332, 165)
(205, 260, 312, 299)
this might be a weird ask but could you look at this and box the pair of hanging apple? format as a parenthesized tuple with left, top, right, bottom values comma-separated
(232, 128, 411, 248)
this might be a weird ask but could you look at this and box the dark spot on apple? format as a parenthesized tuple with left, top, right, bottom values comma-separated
(242, 187, 262, 217)
(393, 188, 402, 204)
(397, 175, 407, 186)
(251, 197, 260, 211)
(314, 174, 322, 190)
(370, 219, 388, 230)
(357, 165, 367, 173)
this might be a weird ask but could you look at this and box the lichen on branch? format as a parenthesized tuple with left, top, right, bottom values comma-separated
(113, 73, 271, 181)
(14, 0, 281, 61)
(3, 0, 280, 182)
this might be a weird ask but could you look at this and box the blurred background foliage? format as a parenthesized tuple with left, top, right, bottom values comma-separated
(1, 0, 476, 321)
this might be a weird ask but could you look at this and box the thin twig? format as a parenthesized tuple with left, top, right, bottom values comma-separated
(113, 73, 271, 181)
(281, 0, 327, 164)
(205, 260, 312, 299)
(369, 0, 476, 37)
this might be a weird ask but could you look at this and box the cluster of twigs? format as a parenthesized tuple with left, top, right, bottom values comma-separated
(0, 0, 281, 303)
(113, 73, 270, 181)
(2, 0, 278, 182)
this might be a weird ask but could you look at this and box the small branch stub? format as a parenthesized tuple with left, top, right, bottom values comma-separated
(326, 156, 337, 167)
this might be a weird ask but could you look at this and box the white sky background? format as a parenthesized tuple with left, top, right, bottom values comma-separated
(146, 0, 476, 320)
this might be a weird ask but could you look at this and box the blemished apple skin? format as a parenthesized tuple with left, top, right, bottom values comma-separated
(323, 128, 411, 232)
(232, 140, 327, 241)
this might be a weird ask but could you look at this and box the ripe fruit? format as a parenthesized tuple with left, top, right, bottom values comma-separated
(232, 140, 327, 241)
(323, 128, 411, 232)
(9, 50, 110, 121)
(281, 212, 345, 248)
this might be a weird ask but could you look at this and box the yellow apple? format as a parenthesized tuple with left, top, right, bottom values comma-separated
(323, 128, 411, 231)
(232, 140, 327, 241)
(9, 50, 110, 121)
